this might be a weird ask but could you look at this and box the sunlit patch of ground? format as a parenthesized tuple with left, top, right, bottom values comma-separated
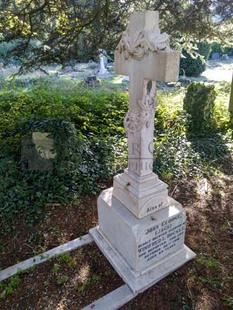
(201, 58, 233, 82)
(1, 58, 232, 84)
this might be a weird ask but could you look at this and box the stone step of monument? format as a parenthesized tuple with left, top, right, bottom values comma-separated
(82, 284, 135, 310)
(0, 234, 93, 282)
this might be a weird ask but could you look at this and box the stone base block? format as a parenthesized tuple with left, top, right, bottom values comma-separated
(113, 170, 169, 218)
(96, 188, 193, 272)
(90, 227, 195, 294)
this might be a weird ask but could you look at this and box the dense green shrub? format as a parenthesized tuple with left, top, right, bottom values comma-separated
(0, 119, 83, 222)
(183, 82, 217, 134)
(154, 114, 204, 180)
(0, 78, 231, 227)
(0, 80, 128, 224)
(209, 42, 233, 57)
(180, 42, 211, 77)
(154, 84, 232, 180)
(209, 42, 223, 57)
(223, 47, 233, 56)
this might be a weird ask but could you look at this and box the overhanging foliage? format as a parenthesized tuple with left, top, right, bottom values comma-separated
(0, 0, 232, 72)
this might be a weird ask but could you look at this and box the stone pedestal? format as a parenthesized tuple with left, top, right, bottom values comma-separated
(90, 187, 195, 293)
(113, 170, 169, 218)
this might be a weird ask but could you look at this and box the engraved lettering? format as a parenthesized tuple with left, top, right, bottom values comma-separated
(146, 201, 164, 214)
(138, 214, 185, 264)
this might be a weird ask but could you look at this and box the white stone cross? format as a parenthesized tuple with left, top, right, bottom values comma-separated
(98, 49, 108, 76)
(91, 13, 195, 293)
(115, 11, 179, 177)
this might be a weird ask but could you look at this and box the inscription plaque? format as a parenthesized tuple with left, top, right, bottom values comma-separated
(137, 212, 186, 269)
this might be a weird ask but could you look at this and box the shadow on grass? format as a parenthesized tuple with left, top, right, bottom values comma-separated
(167, 136, 233, 309)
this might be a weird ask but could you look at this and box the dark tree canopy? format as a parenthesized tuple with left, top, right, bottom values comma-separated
(0, 0, 232, 72)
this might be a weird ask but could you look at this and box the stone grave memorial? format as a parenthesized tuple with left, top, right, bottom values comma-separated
(97, 49, 109, 78)
(21, 132, 56, 171)
(211, 52, 220, 60)
(90, 11, 196, 295)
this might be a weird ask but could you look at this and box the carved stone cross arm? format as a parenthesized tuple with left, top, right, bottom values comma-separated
(115, 11, 180, 177)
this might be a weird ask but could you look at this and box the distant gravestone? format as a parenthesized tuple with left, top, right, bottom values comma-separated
(63, 66, 73, 73)
(123, 76, 129, 81)
(97, 49, 109, 78)
(211, 52, 220, 60)
(21, 132, 56, 171)
(90, 11, 195, 294)
(221, 54, 229, 60)
(84, 75, 100, 88)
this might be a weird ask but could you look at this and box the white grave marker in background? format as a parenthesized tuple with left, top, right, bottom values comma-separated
(97, 49, 109, 77)
(90, 11, 195, 294)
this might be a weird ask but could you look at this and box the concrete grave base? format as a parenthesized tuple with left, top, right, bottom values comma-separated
(90, 227, 195, 294)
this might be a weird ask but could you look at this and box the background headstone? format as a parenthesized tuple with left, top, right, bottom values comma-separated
(84, 75, 100, 88)
(211, 52, 220, 60)
(21, 132, 56, 171)
(0, 62, 4, 71)
(221, 54, 229, 60)
(97, 49, 109, 78)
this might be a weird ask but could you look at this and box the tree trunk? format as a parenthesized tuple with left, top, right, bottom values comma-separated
(229, 73, 233, 126)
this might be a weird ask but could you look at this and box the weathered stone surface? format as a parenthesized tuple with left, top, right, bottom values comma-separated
(91, 222, 195, 294)
(97, 49, 109, 78)
(113, 170, 169, 218)
(96, 188, 188, 272)
(115, 11, 179, 178)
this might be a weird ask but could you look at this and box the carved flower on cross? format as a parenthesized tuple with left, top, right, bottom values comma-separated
(117, 26, 170, 61)
(124, 109, 141, 134)
(124, 81, 157, 135)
